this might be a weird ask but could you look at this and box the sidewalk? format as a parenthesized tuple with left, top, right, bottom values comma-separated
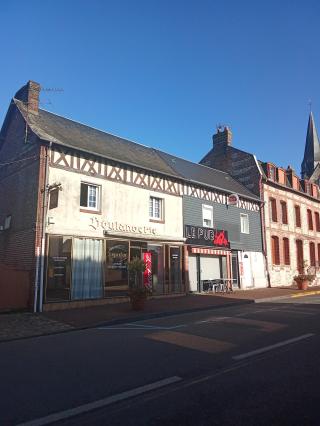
(1, 286, 320, 343)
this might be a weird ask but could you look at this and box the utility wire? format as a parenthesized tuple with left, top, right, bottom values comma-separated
(0, 155, 39, 168)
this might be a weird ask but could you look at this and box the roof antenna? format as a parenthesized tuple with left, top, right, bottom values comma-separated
(308, 99, 312, 113)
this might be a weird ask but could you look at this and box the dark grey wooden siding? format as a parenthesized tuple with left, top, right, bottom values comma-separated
(183, 196, 263, 252)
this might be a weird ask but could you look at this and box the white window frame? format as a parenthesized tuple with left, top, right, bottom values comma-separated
(80, 182, 101, 211)
(240, 213, 249, 234)
(149, 196, 164, 221)
(4, 215, 11, 230)
(202, 204, 213, 228)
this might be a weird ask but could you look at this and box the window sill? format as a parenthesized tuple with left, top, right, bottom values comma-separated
(80, 208, 102, 214)
(149, 218, 165, 224)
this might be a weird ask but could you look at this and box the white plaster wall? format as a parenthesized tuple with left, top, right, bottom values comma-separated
(46, 167, 183, 241)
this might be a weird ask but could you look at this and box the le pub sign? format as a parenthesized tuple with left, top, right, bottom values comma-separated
(184, 225, 230, 249)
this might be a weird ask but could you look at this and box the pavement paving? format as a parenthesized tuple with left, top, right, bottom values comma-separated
(1, 286, 320, 342)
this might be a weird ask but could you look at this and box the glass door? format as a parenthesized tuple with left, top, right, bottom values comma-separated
(169, 246, 182, 293)
(147, 244, 164, 295)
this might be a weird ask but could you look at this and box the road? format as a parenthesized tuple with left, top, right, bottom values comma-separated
(1, 298, 320, 425)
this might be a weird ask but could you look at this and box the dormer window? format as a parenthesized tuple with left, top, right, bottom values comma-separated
(268, 164, 276, 181)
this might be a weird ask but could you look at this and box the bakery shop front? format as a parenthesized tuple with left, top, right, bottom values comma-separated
(185, 225, 232, 292)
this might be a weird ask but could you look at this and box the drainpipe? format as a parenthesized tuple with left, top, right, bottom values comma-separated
(259, 176, 271, 288)
(38, 141, 52, 312)
(33, 246, 40, 313)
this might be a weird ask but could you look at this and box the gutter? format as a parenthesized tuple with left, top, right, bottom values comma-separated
(254, 154, 271, 288)
(37, 141, 52, 312)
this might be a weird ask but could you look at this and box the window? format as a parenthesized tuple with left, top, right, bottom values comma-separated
(240, 213, 249, 234)
(202, 205, 213, 228)
(49, 188, 59, 210)
(295, 205, 301, 227)
(4, 215, 11, 230)
(310, 242, 316, 267)
(46, 236, 72, 301)
(270, 198, 277, 222)
(149, 197, 163, 221)
(315, 212, 320, 232)
(280, 201, 288, 224)
(307, 209, 313, 230)
(283, 238, 290, 265)
(296, 239, 304, 273)
(318, 244, 320, 267)
(80, 183, 100, 211)
(271, 236, 280, 265)
(268, 164, 276, 181)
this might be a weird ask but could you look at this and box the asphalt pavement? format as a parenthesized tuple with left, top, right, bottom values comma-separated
(1, 299, 320, 425)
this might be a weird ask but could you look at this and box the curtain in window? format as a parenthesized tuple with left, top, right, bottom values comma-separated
(71, 238, 103, 300)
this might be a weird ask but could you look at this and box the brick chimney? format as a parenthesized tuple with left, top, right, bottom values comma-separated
(14, 80, 41, 115)
(213, 126, 232, 148)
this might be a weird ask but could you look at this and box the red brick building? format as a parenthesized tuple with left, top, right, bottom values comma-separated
(200, 119, 320, 287)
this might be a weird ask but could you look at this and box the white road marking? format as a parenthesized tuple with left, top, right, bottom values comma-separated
(270, 308, 316, 316)
(232, 333, 315, 361)
(17, 376, 182, 426)
(97, 323, 185, 330)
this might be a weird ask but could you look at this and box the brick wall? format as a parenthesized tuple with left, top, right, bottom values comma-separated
(0, 104, 42, 309)
(264, 182, 320, 286)
(200, 145, 261, 196)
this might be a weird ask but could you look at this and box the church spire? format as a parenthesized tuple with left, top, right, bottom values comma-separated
(301, 111, 320, 179)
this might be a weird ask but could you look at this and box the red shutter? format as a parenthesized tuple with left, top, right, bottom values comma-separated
(295, 206, 301, 227)
(310, 242, 316, 267)
(283, 238, 290, 265)
(281, 201, 288, 224)
(271, 236, 280, 265)
(307, 209, 313, 231)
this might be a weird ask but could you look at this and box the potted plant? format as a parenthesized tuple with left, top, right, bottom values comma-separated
(128, 258, 152, 310)
(293, 261, 315, 290)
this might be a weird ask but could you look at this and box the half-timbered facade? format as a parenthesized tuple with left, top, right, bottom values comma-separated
(0, 81, 264, 311)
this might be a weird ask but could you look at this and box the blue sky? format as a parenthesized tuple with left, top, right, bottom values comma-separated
(1, 0, 320, 173)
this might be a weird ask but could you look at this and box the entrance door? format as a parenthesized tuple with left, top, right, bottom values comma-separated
(242, 252, 253, 288)
(296, 240, 304, 274)
(231, 253, 240, 288)
(188, 255, 198, 292)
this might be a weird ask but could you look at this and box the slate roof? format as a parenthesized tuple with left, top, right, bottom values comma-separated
(301, 112, 320, 179)
(155, 150, 260, 201)
(14, 99, 260, 202)
(14, 99, 179, 179)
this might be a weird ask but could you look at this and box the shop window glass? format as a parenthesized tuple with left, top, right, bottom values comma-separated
(46, 236, 72, 301)
(105, 240, 129, 297)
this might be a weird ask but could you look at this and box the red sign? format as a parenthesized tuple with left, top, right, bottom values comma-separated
(213, 230, 229, 248)
(143, 252, 152, 288)
(227, 193, 239, 205)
